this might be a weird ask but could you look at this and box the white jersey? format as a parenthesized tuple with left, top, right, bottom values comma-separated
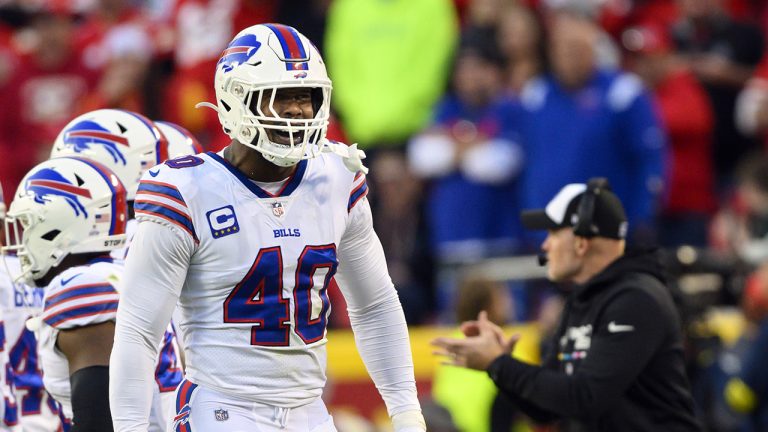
(38, 259, 182, 424)
(132, 150, 366, 405)
(112, 146, 421, 431)
(0, 256, 55, 432)
(110, 218, 137, 262)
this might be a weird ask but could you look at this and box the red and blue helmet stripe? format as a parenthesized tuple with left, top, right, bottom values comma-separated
(264, 24, 309, 71)
(160, 121, 204, 154)
(66, 157, 127, 236)
(125, 111, 169, 165)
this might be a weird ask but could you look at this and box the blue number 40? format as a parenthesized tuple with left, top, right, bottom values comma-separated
(223, 245, 338, 346)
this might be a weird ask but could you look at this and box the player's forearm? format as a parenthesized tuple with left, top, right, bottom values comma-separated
(109, 322, 159, 431)
(110, 221, 190, 430)
(348, 294, 421, 417)
(337, 200, 423, 425)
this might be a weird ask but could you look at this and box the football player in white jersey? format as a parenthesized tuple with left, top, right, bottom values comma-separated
(0, 255, 62, 432)
(3, 158, 182, 432)
(49, 110, 185, 428)
(153, 120, 204, 354)
(0, 185, 21, 432)
(50, 108, 169, 261)
(0, 224, 63, 432)
(110, 23, 425, 432)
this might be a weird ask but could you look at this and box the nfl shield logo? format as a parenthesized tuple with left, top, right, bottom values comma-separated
(214, 408, 229, 421)
(272, 202, 285, 217)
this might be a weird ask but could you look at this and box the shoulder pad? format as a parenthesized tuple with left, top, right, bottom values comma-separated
(41, 265, 120, 330)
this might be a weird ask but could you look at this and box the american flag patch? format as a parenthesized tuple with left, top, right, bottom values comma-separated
(95, 214, 109, 223)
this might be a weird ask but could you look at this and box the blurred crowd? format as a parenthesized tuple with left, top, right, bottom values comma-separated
(6, 0, 768, 429)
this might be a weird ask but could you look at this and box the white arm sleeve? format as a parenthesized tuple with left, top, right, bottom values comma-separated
(335, 198, 423, 423)
(110, 221, 194, 431)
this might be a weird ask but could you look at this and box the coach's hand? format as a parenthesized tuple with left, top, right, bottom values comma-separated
(431, 311, 520, 371)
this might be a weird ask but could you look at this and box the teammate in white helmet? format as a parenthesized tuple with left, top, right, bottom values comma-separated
(0, 183, 22, 432)
(154, 121, 204, 160)
(50, 110, 185, 430)
(3, 158, 183, 432)
(110, 23, 425, 431)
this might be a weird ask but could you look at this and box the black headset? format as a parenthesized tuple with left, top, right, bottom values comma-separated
(573, 177, 610, 238)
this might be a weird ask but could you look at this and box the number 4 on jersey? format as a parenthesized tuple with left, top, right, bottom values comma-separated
(223, 245, 337, 346)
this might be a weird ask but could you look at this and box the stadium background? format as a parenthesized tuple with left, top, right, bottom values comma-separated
(3, 0, 768, 430)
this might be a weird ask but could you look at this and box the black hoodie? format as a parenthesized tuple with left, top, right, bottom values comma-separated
(486, 249, 702, 431)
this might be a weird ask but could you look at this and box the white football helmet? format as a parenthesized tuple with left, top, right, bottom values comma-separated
(51, 109, 169, 200)
(2, 157, 127, 284)
(198, 23, 332, 167)
(155, 121, 204, 159)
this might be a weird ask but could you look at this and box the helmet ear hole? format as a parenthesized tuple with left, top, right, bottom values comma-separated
(221, 100, 232, 112)
(41, 230, 60, 241)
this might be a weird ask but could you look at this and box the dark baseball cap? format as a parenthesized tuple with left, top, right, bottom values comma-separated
(520, 180, 628, 239)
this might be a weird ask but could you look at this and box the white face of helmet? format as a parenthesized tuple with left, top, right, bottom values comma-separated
(209, 23, 332, 167)
(155, 121, 204, 159)
(50, 109, 169, 200)
(2, 157, 127, 285)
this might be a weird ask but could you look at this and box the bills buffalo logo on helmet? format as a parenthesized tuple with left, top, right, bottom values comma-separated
(25, 168, 91, 218)
(62, 120, 129, 165)
(218, 34, 262, 73)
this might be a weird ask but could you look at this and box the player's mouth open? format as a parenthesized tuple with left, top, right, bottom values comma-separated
(271, 129, 304, 145)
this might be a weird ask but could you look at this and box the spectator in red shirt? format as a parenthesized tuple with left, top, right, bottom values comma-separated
(624, 22, 717, 247)
(672, 0, 764, 186)
(0, 9, 97, 197)
(79, 24, 153, 113)
(160, 0, 278, 151)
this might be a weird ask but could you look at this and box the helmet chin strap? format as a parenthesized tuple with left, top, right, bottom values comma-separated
(259, 140, 305, 167)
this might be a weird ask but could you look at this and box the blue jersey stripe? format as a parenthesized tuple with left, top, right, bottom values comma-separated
(43, 300, 119, 328)
(137, 182, 186, 204)
(135, 202, 196, 239)
(44, 284, 116, 311)
(348, 181, 368, 212)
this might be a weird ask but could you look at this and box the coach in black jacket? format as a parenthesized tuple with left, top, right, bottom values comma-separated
(432, 178, 701, 432)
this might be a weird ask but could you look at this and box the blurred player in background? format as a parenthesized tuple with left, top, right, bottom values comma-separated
(110, 23, 425, 431)
(0, 177, 65, 432)
(3, 157, 183, 432)
(0, 184, 21, 432)
(2, 158, 128, 431)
